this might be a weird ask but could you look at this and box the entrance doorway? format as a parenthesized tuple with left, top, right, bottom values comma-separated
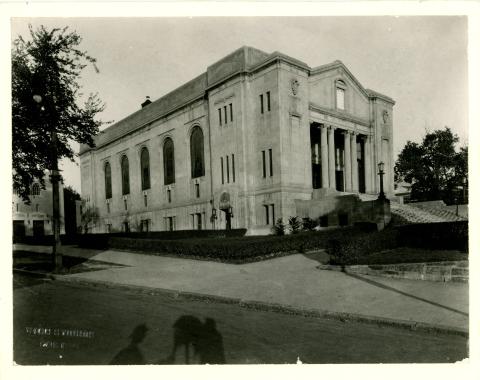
(310, 124, 322, 189)
(33, 220, 45, 237)
(221, 208, 232, 230)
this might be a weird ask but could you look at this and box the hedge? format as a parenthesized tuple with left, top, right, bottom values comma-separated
(326, 221, 468, 266)
(79, 226, 366, 263)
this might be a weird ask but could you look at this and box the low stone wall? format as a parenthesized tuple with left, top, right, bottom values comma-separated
(319, 261, 468, 283)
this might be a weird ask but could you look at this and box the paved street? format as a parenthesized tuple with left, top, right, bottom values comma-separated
(13, 273, 467, 365)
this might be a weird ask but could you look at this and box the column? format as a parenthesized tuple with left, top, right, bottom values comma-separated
(364, 135, 372, 193)
(328, 126, 336, 189)
(321, 125, 329, 188)
(351, 132, 358, 192)
(343, 131, 352, 192)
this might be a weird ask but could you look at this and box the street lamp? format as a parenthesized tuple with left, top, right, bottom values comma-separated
(33, 94, 63, 272)
(377, 161, 386, 201)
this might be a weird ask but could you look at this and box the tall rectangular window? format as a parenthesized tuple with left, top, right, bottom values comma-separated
(260, 94, 264, 114)
(107, 203, 110, 214)
(262, 150, 266, 178)
(264, 205, 269, 225)
(336, 87, 345, 110)
(196, 213, 202, 230)
(226, 155, 230, 183)
(124, 199, 128, 210)
(269, 149, 273, 177)
(224, 106, 227, 124)
(218, 108, 222, 125)
(144, 194, 148, 207)
(271, 204, 275, 225)
(195, 183, 200, 198)
(232, 154, 235, 183)
(267, 91, 271, 111)
(229, 103, 233, 122)
(167, 189, 171, 203)
(221, 157, 224, 184)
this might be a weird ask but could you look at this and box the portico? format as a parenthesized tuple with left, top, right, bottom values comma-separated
(310, 120, 373, 195)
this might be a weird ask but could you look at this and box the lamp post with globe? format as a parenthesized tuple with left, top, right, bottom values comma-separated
(33, 93, 63, 272)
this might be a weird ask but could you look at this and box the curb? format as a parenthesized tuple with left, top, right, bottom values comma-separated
(22, 271, 466, 338)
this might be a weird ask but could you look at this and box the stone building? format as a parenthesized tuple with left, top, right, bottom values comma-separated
(13, 176, 65, 239)
(80, 46, 394, 234)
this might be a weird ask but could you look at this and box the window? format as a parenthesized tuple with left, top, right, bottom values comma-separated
(107, 203, 110, 213)
(336, 80, 346, 110)
(269, 149, 273, 177)
(167, 189, 172, 203)
(163, 138, 175, 185)
(144, 194, 148, 207)
(218, 108, 222, 126)
(221, 157, 224, 184)
(32, 183, 40, 196)
(106, 224, 112, 233)
(121, 155, 130, 195)
(195, 183, 200, 198)
(264, 204, 275, 225)
(267, 91, 271, 111)
(229, 103, 233, 122)
(35, 204, 39, 212)
(271, 204, 275, 224)
(226, 155, 230, 183)
(123, 222, 130, 233)
(262, 150, 266, 178)
(140, 147, 150, 190)
(190, 126, 205, 178)
(124, 198, 128, 211)
(104, 162, 112, 199)
(264, 205, 269, 225)
(232, 154, 235, 183)
(224, 106, 227, 124)
(196, 213, 202, 230)
(166, 216, 175, 231)
(141, 219, 150, 232)
(260, 94, 264, 114)
(16, 203, 18, 212)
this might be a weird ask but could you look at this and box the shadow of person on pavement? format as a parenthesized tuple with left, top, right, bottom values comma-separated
(158, 315, 226, 364)
(110, 323, 148, 364)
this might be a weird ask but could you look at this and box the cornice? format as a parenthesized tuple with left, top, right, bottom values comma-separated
(309, 102, 370, 127)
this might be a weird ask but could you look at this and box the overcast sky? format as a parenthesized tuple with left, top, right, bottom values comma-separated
(11, 16, 468, 193)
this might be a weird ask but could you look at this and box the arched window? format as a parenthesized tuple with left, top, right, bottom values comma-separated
(163, 138, 175, 185)
(336, 79, 346, 110)
(190, 126, 205, 178)
(140, 147, 150, 190)
(104, 162, 112, 199)
(121, 155, 130, 195)
(31, 183, 40, 196)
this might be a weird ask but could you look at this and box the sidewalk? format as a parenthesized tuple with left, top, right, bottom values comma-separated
(13, 244, 469, 333)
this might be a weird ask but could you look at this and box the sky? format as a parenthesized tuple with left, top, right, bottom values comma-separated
(11, 16, 469, 193)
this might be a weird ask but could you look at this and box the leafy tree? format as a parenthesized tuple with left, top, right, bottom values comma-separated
(12, 25, 105, 203)
(63, 186, 81, 235)
(395, 128, 468, 204)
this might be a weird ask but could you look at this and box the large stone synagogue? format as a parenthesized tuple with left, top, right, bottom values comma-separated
(80, 46, 395, 234)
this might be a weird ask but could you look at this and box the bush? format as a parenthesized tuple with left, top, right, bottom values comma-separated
(302, 217, 318, 231)
(396, 221, 468, 252)
(272, 219, 286, 236)
(79, 226, 367, 263)
(326, 229, 399, 266)
(288, 216, 302, 234)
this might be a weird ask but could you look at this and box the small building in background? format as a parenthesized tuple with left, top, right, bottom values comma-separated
(12, 176, 65, 241)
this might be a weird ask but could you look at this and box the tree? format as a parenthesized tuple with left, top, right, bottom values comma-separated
(63, 186, 81, 235)
(394, 128, 468, 204)
(12, 25, 104, 203)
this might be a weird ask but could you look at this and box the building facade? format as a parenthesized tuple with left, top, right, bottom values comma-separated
(13, 176, 65, 239)
(80, 46, 395, 234)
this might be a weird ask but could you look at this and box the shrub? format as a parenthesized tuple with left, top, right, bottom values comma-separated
(326, 229, 399, 266)
(288, 216, 302, 234)
(302, 217, 318, 231)
(272, 218, 286, 236)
